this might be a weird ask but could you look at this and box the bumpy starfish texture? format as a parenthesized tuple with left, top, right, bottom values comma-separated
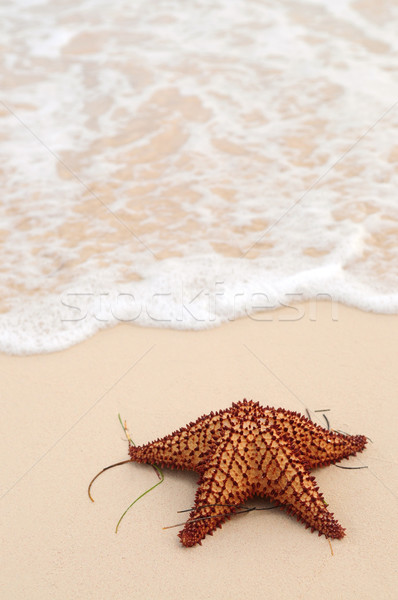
(129, 400, 367, 547)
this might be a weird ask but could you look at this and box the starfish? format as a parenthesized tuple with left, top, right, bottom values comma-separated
(128, 400, 367, 547)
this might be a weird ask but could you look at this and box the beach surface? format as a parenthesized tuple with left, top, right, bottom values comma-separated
(1, 302, 397, 600)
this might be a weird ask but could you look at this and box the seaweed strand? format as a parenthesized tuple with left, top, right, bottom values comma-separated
(115, 413, 164, 533)
(88, 460, 132, 502)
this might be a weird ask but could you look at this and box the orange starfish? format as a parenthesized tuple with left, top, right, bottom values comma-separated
(129, 400, 367, 547)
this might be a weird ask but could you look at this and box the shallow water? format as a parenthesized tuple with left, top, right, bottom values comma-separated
(1, 0, 398, 354)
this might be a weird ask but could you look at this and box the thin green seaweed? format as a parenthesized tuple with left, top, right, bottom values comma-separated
(115, 413, 164, 533)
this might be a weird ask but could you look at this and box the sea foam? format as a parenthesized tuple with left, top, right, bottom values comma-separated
(1, 0, 398, 354)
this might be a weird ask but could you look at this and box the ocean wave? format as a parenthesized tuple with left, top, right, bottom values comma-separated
(1, 0, 398, 354)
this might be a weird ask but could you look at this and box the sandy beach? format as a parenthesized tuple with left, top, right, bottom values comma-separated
(1, 301, 397, 599)
(2, 1, 398, 598)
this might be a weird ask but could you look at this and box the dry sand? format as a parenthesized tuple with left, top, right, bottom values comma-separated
(1, 301, 397, 599)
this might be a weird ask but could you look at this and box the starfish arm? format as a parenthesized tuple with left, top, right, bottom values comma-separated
(127, 401, 280, 472)
(271, 407, 367, 468)
(254, 423, 345, 539)
(178, 431, 254, 547)
(129, 411, 226, 472)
